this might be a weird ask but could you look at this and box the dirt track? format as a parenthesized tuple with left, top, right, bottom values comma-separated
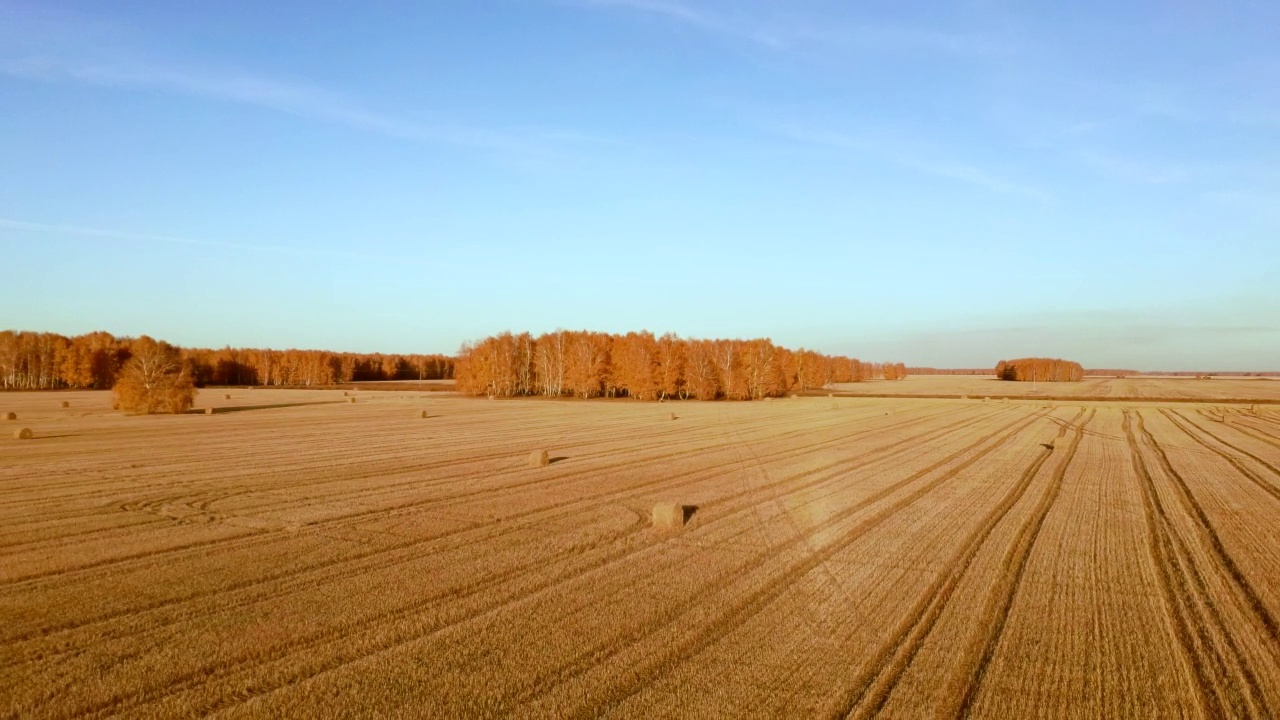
(2, 383, 1279, 717)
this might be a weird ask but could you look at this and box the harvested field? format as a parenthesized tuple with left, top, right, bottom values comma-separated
(2, 386, 1279, 717)
(831, 374, 1280, 402)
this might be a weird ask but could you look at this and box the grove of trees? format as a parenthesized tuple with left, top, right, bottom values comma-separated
(456, 330, 907, 400)
(995, 358, 1084, 382)
(0, 330, 454, 390)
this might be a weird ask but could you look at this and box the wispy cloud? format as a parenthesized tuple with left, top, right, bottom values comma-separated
(1, 56, 559, 156)
(0, 217, 423, 263)
(577, 0, 1011, 56)
(778, 125, 1049, 200)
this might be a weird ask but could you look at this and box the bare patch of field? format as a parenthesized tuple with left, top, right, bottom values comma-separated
(1, 389, 1278, 716)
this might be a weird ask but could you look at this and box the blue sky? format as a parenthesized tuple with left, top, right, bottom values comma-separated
(1, 1, 1277, 369)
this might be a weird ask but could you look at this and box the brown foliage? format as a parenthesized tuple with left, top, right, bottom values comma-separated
(112, 337, 197, 414)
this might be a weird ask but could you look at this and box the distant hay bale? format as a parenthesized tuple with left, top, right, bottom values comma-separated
(205, 407, 215, 415)
(14, 428, 33, 440)
(828, 393, 834, 398)
(528, 450, 549, 467)
(669, 412, 677, 421)
(3, 412, 15, 421)
(421, 410, 429, 418)
(652, 503, 686, 530)
(982, 397, 989, 402)
(763, 396, 774, 402)
(790, 394, 798, 399)
(343, 391, 349, 397)
(61, 400, 70, 408)
(353, 386, 361, 391)
(224, 393, 231, 400)
(349, 397, 357, 403)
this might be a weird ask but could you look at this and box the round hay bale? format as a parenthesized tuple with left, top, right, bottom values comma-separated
(349, 397, 357, 403)
(343, 391, 349, 397)
(205, 407, 215, 415)
(60, 400, 70, 408)
(528, 449, 549, 468)
(669, 412, 677, 421)
(14, 428, 33, 440)
(421, 410, 429, 418)
(652, 503, 685, 530)
(982, 397, 989, 402)
(3, 412, 15, 421)
(224, 393, 231, 400)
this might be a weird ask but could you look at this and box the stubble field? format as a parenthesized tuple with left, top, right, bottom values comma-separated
(2, 380, 1279, 718)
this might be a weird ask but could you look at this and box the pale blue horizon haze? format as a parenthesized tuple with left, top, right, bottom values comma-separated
(2, 1, 1277, 370)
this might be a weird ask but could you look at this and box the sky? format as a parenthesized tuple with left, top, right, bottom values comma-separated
(1, 1, 1277, 370)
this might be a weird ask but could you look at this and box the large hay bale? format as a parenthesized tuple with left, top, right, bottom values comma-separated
(528, 450, 549, 467)
(14, 428, 33, 440)
(3, 412, 15, 421)
(60, 400, 70, 408)
(652, 503, 685, 530)
(205, 407, 215, 415)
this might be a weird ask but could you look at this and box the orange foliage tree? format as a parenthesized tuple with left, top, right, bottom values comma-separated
(112, 337, 197, 414)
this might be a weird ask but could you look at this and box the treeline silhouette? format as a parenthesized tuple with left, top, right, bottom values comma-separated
(457, 330, 906, 400)
(906, 368, 991, 375)
(0, 330, 454, 390)
(995, 357, 1084, 382)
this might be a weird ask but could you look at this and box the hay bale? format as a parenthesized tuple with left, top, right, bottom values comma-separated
(652, 503, 685, 530)
(790, 394, 798, 399)
(982, 397, 989, 402)
(343, 391, 349, 397)
(224, 393, 231, 400)
(669, 412, 677, 421)
(421, 410, 429, 418)
(14, 428, 32, 440)
(763, 396, 774, 402)
(349, 397, 357, 403)
(528, 450, 549, 467)
(60, 400, 70, 408)
(1001, 398, 1009, 404)
(3, 412, 15, 421)
(205, 407, 215, 415)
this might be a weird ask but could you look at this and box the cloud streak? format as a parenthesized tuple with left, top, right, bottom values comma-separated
(578, 0, 1010, 56)
(1, 56, 553, 156)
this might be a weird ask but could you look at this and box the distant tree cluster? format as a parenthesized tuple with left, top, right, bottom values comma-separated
(905, 368, 993, 375)
(1084, 369, 1140, 377)
(456, 330, 906, 400)
(995, 358, 1084, 382)
(0, 330, 454, 390)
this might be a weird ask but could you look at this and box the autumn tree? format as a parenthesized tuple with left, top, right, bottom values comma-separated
(112, 336, 196, 414)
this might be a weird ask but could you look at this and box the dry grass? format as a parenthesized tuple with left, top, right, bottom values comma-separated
(1, 386, 1278, 717)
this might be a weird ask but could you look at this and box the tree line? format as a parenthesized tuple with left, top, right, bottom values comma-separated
(456, 330, 906, 400)
(0, 330, 454, 390)
(995, 357, 1084, 382)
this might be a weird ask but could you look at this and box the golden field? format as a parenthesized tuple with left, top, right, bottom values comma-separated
(2, 380, 1279, 718)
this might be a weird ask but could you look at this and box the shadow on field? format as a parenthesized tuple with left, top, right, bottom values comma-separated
(683, 505, 699, 523)
(548, 456, 570, 465)
(190, 401, 344, 415)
